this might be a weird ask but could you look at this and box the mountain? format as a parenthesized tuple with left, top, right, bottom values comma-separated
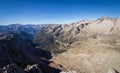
(34, 17, 120, 73)
(34, 17, 120, 52)
(0, 17, 120, 73)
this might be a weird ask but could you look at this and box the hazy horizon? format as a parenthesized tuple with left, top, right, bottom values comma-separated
(0, 0, 120, 25)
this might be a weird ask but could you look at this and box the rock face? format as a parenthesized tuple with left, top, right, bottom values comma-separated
(34, 17, 120, 73)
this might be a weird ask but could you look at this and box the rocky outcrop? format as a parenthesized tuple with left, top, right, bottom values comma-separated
(25, 64, 43, 73)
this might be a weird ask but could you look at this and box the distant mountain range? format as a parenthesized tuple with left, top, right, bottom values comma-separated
(0, 24, 50, 34)
(0, 24, 51, 42)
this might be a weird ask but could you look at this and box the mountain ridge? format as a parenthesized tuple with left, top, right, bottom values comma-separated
(33, 17, 120, 53)
(33, 17, 120, 73)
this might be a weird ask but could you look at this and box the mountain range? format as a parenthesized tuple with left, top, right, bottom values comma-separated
(0, 17, 120, 73)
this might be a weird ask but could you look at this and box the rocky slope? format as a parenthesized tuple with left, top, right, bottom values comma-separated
(34, 17, 120, 73)
(0, 32, 63, 73)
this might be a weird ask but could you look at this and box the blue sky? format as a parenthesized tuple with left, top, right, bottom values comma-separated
(0, 0, 120, 25)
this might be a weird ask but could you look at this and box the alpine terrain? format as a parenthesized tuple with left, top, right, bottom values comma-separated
(0, 17, 120, 73)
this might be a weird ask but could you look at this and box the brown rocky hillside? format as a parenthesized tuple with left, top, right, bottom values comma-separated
(34, 17, 120, 73)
